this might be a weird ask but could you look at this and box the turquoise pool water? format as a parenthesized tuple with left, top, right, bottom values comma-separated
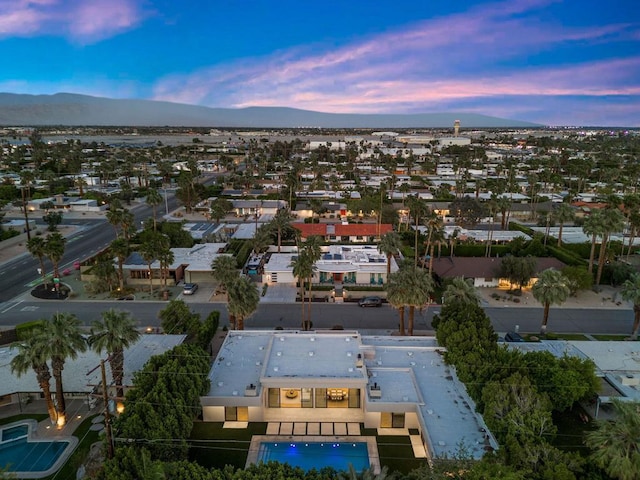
(0, 422, 72, 475)
(1, 425, 28, 442)
(257, 442, 369, 472)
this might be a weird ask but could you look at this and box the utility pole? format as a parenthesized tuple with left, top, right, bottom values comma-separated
(101, 359, 115, 459)
(21, 186, 31, 241)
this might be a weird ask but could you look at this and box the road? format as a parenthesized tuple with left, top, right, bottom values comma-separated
(0, 299, 634, 336)
(0, 195, 181, 303)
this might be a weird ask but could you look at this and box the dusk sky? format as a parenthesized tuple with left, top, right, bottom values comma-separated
(0, 0, 638, 126)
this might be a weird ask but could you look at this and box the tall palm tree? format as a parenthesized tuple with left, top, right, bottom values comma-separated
(89, 309, 141, 399)
(585, 398, 640, 480)
(106, 207, 125, 237)
(302, 236, 323, 328)
(270, 208, 294, 253)
(620, 273, 640, 340)
(552, 203, 575, 247)
(27, 236, 48, 287)
(387, 268, 409, 336)
(404, 266, 434, 335)
(110, 238, 129, 291)
(406, 196, 428, 266)
(211, 255, 238, 296)
(227, 276, 259, 330)
(44, 232, 66, 280)
(377, 232, 401, 277)
(595, 208, 625, 286)
(11, 333, 58, 424)
(290, 251, 314, 330)
(38, 313, 87, 427)
(532, 268, 570, 334)
(145, 188, 163, 231)
(442, 277, 481, 307)
(583, 210, 605, 274)
(157, 247, 174, 289)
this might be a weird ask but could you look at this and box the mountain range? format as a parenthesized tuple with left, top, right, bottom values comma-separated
(0, 93, 540, 128)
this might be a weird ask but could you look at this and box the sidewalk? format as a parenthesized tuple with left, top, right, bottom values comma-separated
(477, 285, 631, 310)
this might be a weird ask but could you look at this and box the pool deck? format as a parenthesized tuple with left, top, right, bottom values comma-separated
(246, 435, 380, 474)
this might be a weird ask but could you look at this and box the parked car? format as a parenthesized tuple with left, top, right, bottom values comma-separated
(358, 296, 382, 307)
(504, 331, 525, 342)
(183, 283, 199, 295)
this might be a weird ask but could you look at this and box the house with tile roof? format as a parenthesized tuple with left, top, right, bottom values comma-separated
(293, 223, 393, 243)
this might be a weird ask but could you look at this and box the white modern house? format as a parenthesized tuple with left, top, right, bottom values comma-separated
(201, 331, 497, 460)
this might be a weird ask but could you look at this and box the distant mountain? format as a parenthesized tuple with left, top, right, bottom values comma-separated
(0, 93, 540, 128)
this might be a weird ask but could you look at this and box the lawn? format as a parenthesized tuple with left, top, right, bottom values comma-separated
(189, 422, 426, 475)
(591, 334, 638, 341)
(189, 421, 267, 470)
(0, 413, 48, 426)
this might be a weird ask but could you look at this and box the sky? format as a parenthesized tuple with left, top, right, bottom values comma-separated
(0, 0, 638, 126)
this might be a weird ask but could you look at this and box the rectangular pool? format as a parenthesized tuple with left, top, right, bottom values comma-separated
(0, 437, 69, 472)
(1, 425, 28, 442)
(257, 441, 370, 472)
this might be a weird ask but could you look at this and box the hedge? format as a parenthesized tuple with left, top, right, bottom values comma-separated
(16, 320, 46, 340)
(547, 246, 587, 267)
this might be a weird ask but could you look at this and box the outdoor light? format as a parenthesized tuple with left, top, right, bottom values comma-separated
(116, 402, 125, 414)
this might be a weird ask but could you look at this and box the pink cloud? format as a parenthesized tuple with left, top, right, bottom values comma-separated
(0, 0, 144, 42)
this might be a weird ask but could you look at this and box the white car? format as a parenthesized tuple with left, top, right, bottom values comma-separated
(183, 283, 198, 295)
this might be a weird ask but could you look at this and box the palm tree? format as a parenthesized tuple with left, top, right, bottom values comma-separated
(140, 241, 157, 295)
(106, 207, 125, 237)
(145, 188, 163, 231)
(211, 255, 238, 296)
(595, 208, 625, 286)
(377, 232, 401, 277)
(552, 203, 575, 247)
(157, 247, 174, 289)
(27, 236, 48, 287)
(227, 276, 259, 330)
(39, 313, 87, 427)
(406, 196, 429, 266)
(620, 273, 640, 340)
(110, 238, 129, 291)
(44, 232, 66, 280)
(497, 196, 511, 230)
(290, 251, 314, 330)
(532, 268, 570, 334)
(585, 398, 640, 480)
(270, 208, 294, 253)
(387, 268, 409, 336)
(583, 210, 604, 274)
(89, 309, 141, 399)
(302, 236, 323, 328)
(404, 266, 434, 335)
(11, 333, 58, 424)
(442, 277, 481, 307)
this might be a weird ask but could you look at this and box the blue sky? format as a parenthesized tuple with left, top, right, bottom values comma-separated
(0, 0, 638, 126)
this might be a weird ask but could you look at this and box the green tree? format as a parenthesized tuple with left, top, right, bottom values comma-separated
(146, 188, 163, 231)
(38, 313, 87, 427)
(290, 251, 314, 330)
(595, 208, 625, 286)
(442, 277, 481, 307)
(582, 209, 604, 274)
(377, 232, 401, 277)
(209, 197, 233, 224)
(388, 264, 434, 335)
(10, 333, 58, 424)
(561, 265, 593, 296)
(552, 203, 575, 247)
(89, 309, 141, 399)
(532, 268, 570, 334)
(406, 196, 429, 266)
(42, 210, 63, 232)
(158, 300, 200, 336)
(211, 255, 238, 296)
(269, 208, 295, 253)
(44, 232, 66, 280)
(227, 276, 260, 330)
(27, 236, 48, 287)
(110, 238, 130, 291)
(620, 272, 640, 339)
(449, 196, 486, 227)
(500, 255, 536, 293)
(585, 399, 640, 480)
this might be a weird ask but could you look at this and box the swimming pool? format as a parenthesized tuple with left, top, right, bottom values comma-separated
(0, 420, 77, 479)
(257, 441, 370, 472)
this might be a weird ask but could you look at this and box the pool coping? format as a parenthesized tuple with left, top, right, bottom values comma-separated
(246, 435, 380, 474)
(0, 419, 79, 479)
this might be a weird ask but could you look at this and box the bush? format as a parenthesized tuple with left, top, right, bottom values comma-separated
(16, 320, 45, 340)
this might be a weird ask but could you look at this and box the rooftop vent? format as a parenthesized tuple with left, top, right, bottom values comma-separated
(309, 351, 314, 356)
(244, 384, 258, 397)
(369, 382, 382, 399)
(356, 353, 364, 368)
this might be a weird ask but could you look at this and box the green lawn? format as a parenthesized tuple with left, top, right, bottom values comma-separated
(189, 421, 267, 470)
(0, 413, 48, 426)
(189, 422, 427, 475)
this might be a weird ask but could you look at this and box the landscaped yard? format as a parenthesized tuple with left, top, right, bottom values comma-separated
(188, 422, 426, 475)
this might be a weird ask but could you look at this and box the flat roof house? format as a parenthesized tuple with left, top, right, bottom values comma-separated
(201, 331, 497, 460)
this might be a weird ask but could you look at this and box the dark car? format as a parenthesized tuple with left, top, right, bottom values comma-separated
(183, 283, 199, 295)
(358, 296, 382, 307)
(504, 331, 525, 342)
